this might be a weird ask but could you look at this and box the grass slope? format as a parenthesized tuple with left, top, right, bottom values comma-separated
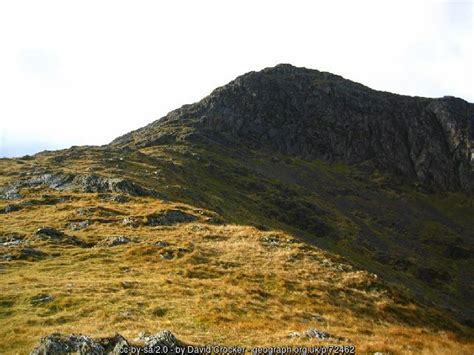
(0, 143, 473, 354)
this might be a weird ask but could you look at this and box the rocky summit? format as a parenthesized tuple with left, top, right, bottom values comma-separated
(0, 64, 473, 354)
(112, 64, 474, 192)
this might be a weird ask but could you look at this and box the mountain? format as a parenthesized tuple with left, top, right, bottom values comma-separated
(0, 64, 473, 354)
(112, 64, 473, 192)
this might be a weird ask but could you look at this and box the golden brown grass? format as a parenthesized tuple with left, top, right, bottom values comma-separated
(0, 188, 473, 354)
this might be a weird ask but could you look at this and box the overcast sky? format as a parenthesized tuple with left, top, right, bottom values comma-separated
(0, 0, 472, 157)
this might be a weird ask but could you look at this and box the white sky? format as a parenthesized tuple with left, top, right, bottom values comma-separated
(0, 0, 472, 157)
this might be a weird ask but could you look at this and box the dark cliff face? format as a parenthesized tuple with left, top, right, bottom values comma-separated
(112, 64, 474, 192)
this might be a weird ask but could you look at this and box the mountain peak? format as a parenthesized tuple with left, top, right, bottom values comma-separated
(112, 65, 473, 192)
(262, 63, 312, 74)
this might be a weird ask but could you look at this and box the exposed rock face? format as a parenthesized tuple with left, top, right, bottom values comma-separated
(112, 64, 473, 192)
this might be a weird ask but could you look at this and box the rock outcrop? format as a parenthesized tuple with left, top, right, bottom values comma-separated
(32, 227, 90, 247)
(146, 210, 197, 226)
(30, 333, 127, 355)
(30, 330, 188, 355)
(0, 173, 161, 200)
(112, 64, 473, 192)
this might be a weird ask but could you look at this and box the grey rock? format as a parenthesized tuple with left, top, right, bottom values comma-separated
(2, 254, 13, 261)
(1, 247, 49, 261)
(30, 333, 129, 355)
(303, 329, 331, 339)
(146, 210, 196, 226)
(154, 240, 170, 247)
(33, 227, 89, 247)
(0, 233, 24, 247)
(122, 217, 139, 227)
(204, 216, 224, 225)
(121, 281, 138, 289)
(0, 186, 21, 200)
(260, 235, 286, 247)
(1, 204, 20, 214)
(97, 236, 131, 247)
(142, 330, 186, 352)
(30, 330, 189, 355)
(31, 294, 54, 305)
(30, 333, 109, 355)
(16, 172, 159, 198)
(26, 173, 75, 189)
(68, 220, 92, 231)
(72, 174, 154, 197)
(21, 248, 49, 260)
(34, 227, 64, 239)
(25, 194, 63, 206)
(111, 194, 129, 203)
(160, 251, 174, 260)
